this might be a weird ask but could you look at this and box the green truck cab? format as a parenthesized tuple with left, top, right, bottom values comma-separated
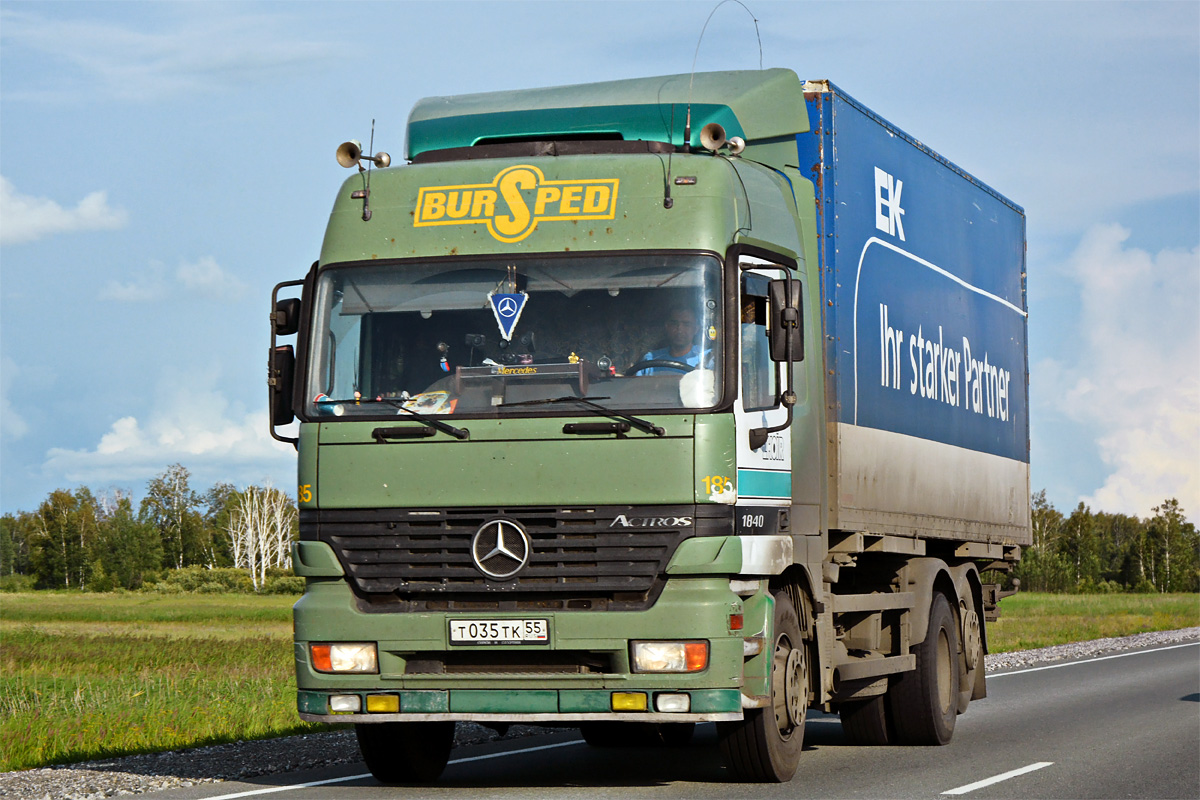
(269, 69, 1028, 783)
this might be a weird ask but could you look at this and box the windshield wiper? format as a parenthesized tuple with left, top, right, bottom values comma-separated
(499, 396, 665, 437)
(320, 397, 469, 440)
(380, 399, 470, 440)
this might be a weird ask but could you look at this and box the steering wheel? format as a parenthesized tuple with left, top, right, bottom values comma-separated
(624, 358, 696, 376)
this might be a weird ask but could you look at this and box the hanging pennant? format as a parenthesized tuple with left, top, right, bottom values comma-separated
(487, 265, 528, 341)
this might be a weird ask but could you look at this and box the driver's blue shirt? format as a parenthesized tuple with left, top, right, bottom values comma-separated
(640, 345, 702, 374)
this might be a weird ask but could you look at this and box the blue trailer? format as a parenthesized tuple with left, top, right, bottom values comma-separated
(801, 80, 1029, 542)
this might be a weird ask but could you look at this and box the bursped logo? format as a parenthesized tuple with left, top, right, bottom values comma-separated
(413, 164, 619, 243)
(610, 514, 694, 529)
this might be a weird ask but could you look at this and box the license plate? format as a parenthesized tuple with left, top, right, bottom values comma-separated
(448, 619, 548, 644)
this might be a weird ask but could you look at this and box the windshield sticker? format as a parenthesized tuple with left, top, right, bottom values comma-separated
(402, 391, 457, 415)
(413, 164, 619, 243)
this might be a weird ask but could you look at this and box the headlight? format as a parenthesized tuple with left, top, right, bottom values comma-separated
(310, 642, 378, 673)
(630, 640, 708, 673)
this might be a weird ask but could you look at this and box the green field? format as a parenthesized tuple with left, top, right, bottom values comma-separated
(0, 593, 328, 772)
(2, 591, 1197, 772)
(986, 591, 1199, 653)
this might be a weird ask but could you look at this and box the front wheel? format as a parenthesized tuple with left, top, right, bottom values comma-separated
(355, 721, 455, 783)
(718, 590, 808, 782)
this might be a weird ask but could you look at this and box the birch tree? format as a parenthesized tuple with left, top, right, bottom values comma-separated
(141, 464, 203, 569)
(226, 485, 297, 590)
(28, 489, 98, 589)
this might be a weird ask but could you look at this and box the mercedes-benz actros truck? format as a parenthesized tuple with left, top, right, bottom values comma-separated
(269, 68, 1029, 783)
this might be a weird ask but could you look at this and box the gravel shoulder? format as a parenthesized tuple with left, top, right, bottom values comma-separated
(3, 627, 1197, 800)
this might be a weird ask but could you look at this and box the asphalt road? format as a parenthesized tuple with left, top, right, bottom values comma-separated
(148, 642, 1199, 800)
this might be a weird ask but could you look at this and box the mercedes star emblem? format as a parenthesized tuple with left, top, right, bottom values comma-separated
(471, 519, 531, 579)
(497, 297, 519, 317)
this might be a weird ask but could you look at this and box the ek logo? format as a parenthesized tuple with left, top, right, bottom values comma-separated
(874, 167, 906, 241)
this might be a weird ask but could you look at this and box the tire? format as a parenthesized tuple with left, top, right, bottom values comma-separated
(355, 721, 455, 783)
(718, 590, 808, 782)
(888, 593, 959, 745)
(839, 695, 892, 745)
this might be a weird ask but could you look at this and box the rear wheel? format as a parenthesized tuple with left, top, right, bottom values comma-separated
(888, 593, 959, 745)
(718, 590, 808, 782)
(839, 694, 892, 745)
(958, 593, 984, 713)
(355, 721, 455, 783)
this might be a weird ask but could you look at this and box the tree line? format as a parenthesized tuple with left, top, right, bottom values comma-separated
(2, 473, 1196, 593)
(0, 464, 297, 592)
(1012, 492, 1198, 593)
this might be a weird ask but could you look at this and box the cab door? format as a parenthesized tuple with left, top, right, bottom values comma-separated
(734, 255, 794, 520)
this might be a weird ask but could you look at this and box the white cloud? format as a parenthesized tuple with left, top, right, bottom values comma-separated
(1040, 224, 1200, 517)
(100, 257, 246, 303)
(43, 367, 295, 489)
(1087, 387, 1199, 515)
(177, 256, 247, 301)
(0, 175, 128, 245)
(0, 357, 30, 441)
(1, 8, 338, 102)
(100, 262, 168, 303)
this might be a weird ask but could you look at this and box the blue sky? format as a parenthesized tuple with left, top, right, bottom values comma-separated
(1, 1, 1197, 520)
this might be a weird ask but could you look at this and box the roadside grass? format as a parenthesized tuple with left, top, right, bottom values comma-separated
(0, 592, 294, 639)
(2, 590, 1197, 771)
(987, 592, 1200, 653)
(1, 593, 333, 771)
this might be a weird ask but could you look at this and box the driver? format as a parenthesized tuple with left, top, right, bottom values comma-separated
(640, 305, 705, 374)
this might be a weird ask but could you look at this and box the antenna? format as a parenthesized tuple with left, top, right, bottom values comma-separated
(362, 119, 376, 221)
(664, 103, 676, 208)
(684, 0, 762, 152)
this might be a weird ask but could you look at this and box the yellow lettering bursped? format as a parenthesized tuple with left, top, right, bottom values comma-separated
(414, 165, 619, 243)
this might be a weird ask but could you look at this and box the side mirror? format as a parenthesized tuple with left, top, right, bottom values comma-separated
(768, 279, 804, 362)
(269, 345, 296, 427)
(273, 297, 301, 336)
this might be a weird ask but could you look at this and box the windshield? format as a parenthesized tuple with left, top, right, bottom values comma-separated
(305, 254, 724, 418)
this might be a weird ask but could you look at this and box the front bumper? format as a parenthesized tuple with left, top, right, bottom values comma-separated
(297, 687, 742, 724)
(293, 572, 767, 723)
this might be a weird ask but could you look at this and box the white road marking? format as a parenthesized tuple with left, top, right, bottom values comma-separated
(988, 641, 1199, 678)
(942, 761, 1054, 795)
(195, 739, 585, 799)
(447, 738, 585, 765)
(195, 773, 372, 800)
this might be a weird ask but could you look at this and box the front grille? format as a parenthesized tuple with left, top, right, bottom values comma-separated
(303, 506, 717, 612)
(403, 650, 613, 675)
